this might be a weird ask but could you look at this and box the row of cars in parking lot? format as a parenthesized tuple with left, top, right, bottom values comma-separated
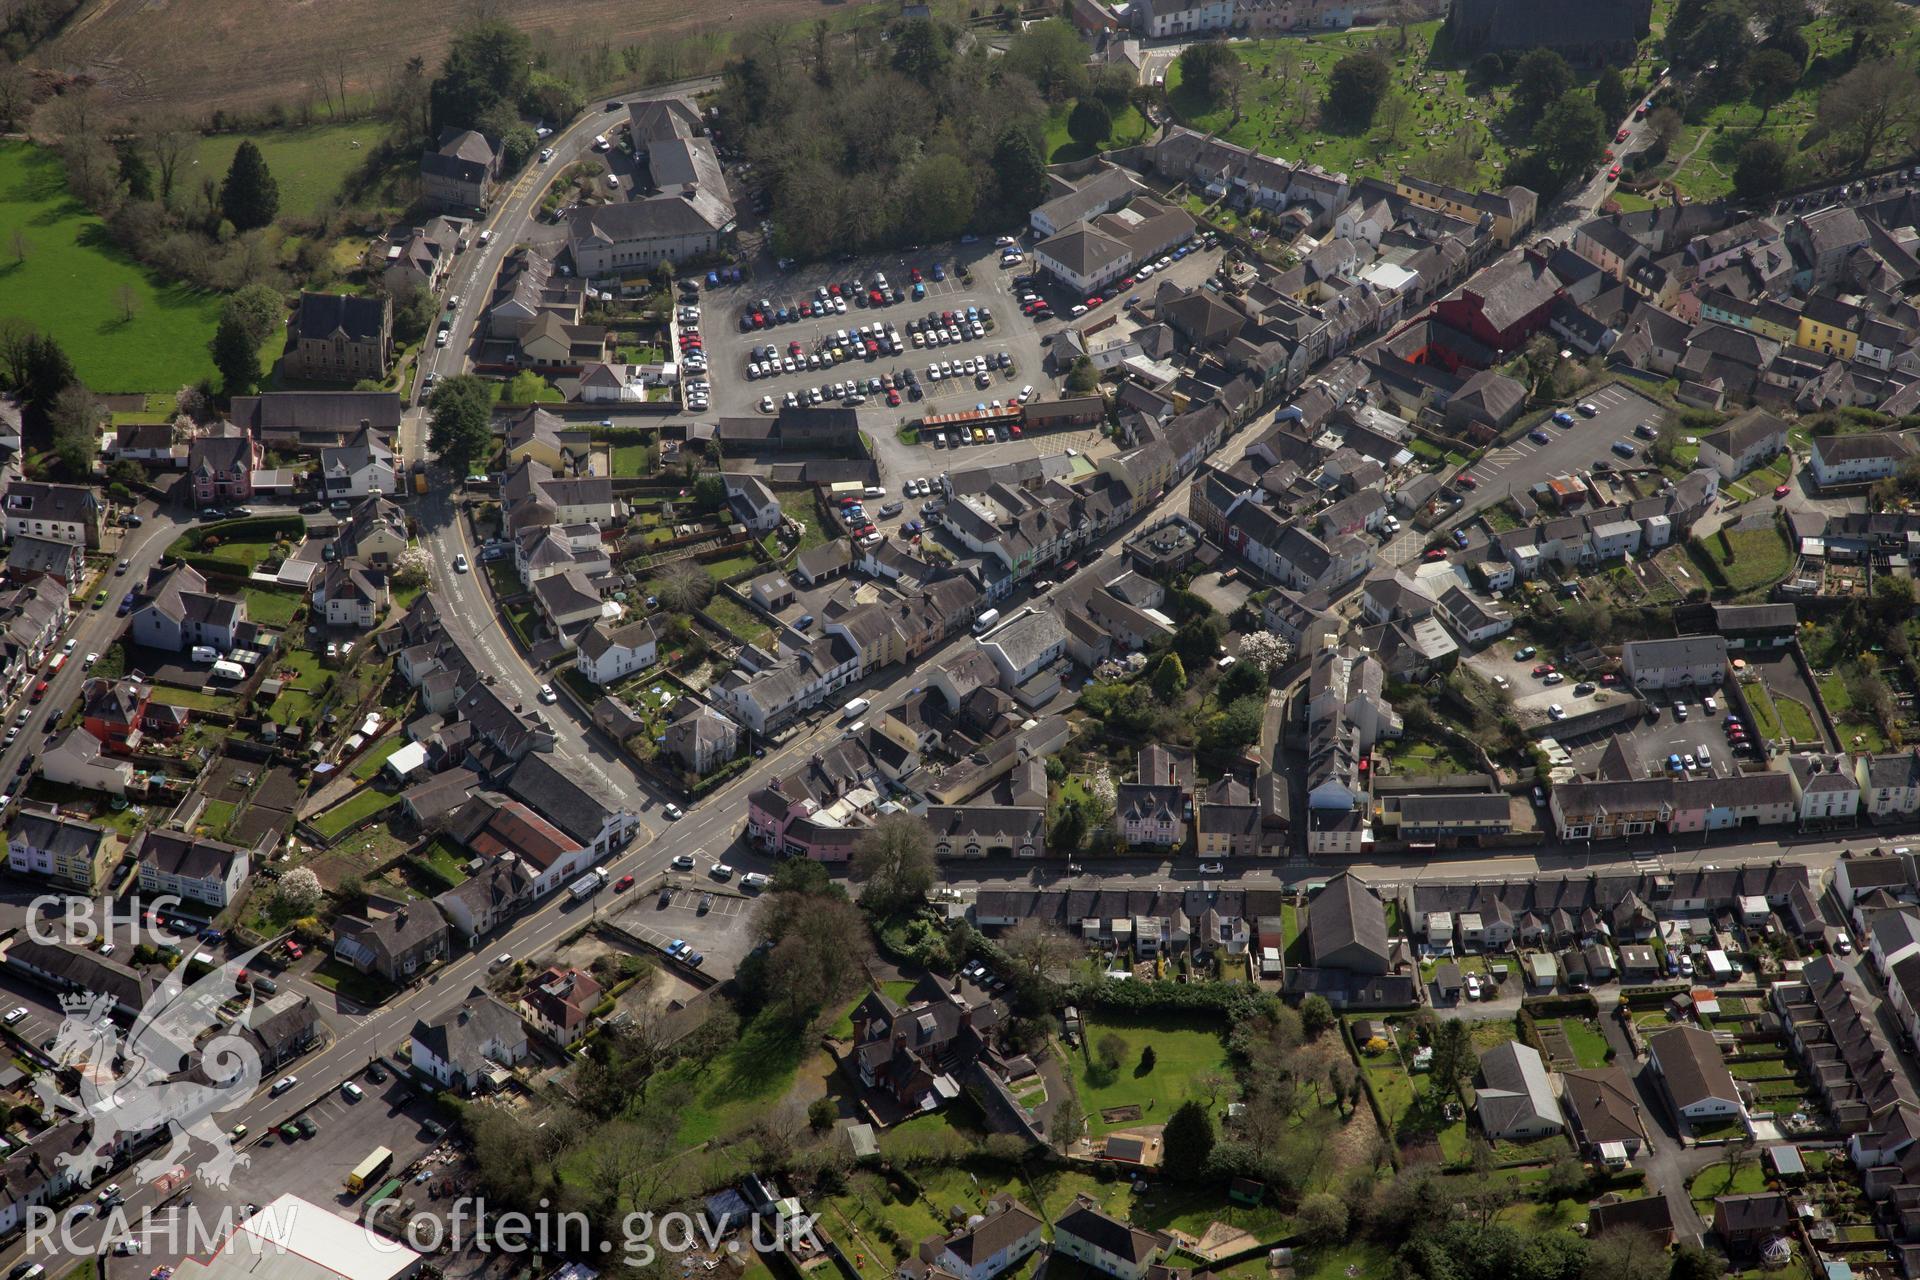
(737, 269, 938, 330)
(677, 301, 710, 412)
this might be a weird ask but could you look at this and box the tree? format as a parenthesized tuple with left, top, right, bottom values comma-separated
(1326, 51, 1390, 127)
(1375, 91, 1412, 146)
(1296, 1192, 1348, 1246)
(889, 16, 955, 80)
(273, 867, 324, 915)
(1089, 64, 1136, 113)
(428, 19, 533, 137)
(1238, 632, 1293, 675)
(426, 374, 494, 472)
(1426, 1017, 1473, 1100)
(220, 141, 280, 231)
(1139, 1044, 1157, 1073)
(1002, 19, 1089, 103)
(655, 559, 715, 613)
(1177, 41, 1243, 111)
(806, 1097, 837, 1132)
(1526, 90, 1606, 188)
(1002, 918, 1079, 985)
(850, 813, 937, 915)
(8, 328, 74, 418)
(1066, 357, 1099, 393)
(1160, 1100, 1214, 1182)
(1150, 652, 1187, 702)
(1300, 994, 1334, 1035)
(50, 384, 101, 476)
(1746, 48, 1801, 122)
(113, 283, 138, 324)
(1095, 1032, 1126, 1072)
(1818, 59, 1920, 169)
(691, 474, 728, 513)
(142, 117, 197, 204)
(1513, 48, 1574, 120)
(901, 153, 976, 244)
(209, 311, 261, 394)
(755, 885, 872, 1023)
(991, 126, 1049, 220)
(1202, 695, 1263, 753)
(1048, 1092, 1085, 1152)
(1832, 0, 1905, 61)
(0, 59, 32, 133)
(1067, 99, 1113, 149)
(1669, 1244, 1725, 1280)
(1733, 137, 1790, 199)
(1586, 1230, 1671, 1280)
(1594, 66, 1628, 123)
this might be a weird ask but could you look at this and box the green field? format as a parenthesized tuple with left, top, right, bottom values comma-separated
(1068, 1014, 1231, 1136)
(311, 785, 399, 839)
(1165, 23, 1520, 191)
(194, 123, 379, 222)
(351, 734, 410, 781)
(1687, 525, 1796, 596)
(1043, 100, 1152, 163)
(0, 142, 225, 392)
(242, 586, 303, 628)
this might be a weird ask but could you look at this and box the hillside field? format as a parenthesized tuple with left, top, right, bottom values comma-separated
(0, 141, 222, 392)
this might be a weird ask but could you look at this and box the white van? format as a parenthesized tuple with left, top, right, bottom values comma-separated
(972, 608, 1001, 635)
(840, 697, 871, 721)
(191, 645, 220, 663)
(741, 872, 770, 891)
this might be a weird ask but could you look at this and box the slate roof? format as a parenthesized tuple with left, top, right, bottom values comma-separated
(1307, 871, 1390, 970)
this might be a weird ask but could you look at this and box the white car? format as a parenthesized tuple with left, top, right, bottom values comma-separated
(83, 652, 98, 668)
(710, 862, 735, 881)
(1197, 861, 1224, 874)
(1548, 704, 1565, 719)
(62, 639, 75, 654)
(538, 684, 558, 704)
(604, 173, 620, 188)
(269, 1075, 298, 1096)
(3, 1007, 26, 1025)
(760, 396, 775, 413)
(340, 1081, 364, 1102)
(1463, 973, 1482, 999)
(671, 853, 695, 870)
(452, 553, 469, 573)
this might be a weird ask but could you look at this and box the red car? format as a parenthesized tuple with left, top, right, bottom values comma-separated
(1424, 548, 1448, 560)
(614, 875, 635, 892)
(839, 496, 858, 507)
(750, 311, 765, 328)
(284, 941, 305, 960)
(869, 289, 885, 306)
(1603, 147, 1614, 161)
(1457, 474, 1478, 489)
(1615, 127, 1630, 143)
(886, 390, 901, 406)
(910, 266, 923, 282)
(1120, 276, 1135, 287)
(828, 283, 842, 296)
(1010, 424, 1023, 436)
(1087, 295, 1104, 307)
(1774, 483, 1791, 498)
(1531, 664, 1555, 677)
(799, 301, 814, 317)
(1599, 673, 1619, 685)
(1607, 164, 1621, 180)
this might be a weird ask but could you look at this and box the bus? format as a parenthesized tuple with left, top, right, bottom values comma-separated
(347, 1147, 394, 1194)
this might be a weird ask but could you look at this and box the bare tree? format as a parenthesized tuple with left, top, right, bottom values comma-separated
(1001, 918, 1081, 984)
(113, 283, 138, 324)
(8, 228, 26, 264)
(1376, 91, 1412, 146)
(0, 60, 33, 133)
(143, 120, 196, 206)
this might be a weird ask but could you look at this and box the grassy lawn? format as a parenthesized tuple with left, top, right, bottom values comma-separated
(195, 122, 380, 222)
(0, 142, 226, 392)
(1819, 672, 1888, 751)
(1380, 739, 1474, 777)
(634, 1006, 812, 1147)
(414, 838, 470, 886)
(777, 488, 827, 553)
(311, 785, 399, 839)
(1561, 1018, 1613, 1069)
(149, 683, 236, 713)
(605, 440, 655, 476)
(702, 552, 759, 582)
(350, 734, 409, 781)
(1687, 526, 1795, 597)
(242, 586, 303, 628)
(1282, 903, 1306, 965)
(1688, 1158, 1770, 1212)
(198, 798, 237, 839)
(1744, 682, 1784, 741)
(1164, 22, 1520, 191)
(1043, 100, 1151, 162)
(1773, 692, 1821, 745)
(705, 594, 772, 647)
(1068, 1014, 1231, 1136)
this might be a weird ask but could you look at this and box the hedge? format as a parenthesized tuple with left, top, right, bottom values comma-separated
(1063, 976, 1278, 1024)
(1522, 994, 1600, 1017)
(167, 514, 307, 556)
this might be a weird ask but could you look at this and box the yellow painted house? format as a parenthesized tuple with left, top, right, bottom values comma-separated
(1796, 296, 1861, 361)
